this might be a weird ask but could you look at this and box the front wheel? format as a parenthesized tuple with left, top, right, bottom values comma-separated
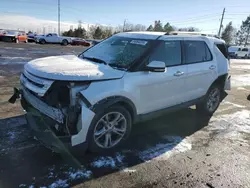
(196, 85, 221, 116)
(88, 105, 132, 153)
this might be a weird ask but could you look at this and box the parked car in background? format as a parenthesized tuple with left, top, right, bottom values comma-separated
(27, 33, 37, 42)
(0, 29, 7, 41)
(228, 46, 240, 58)
(235, 47, 250, 59)
(35, 33, 73, 45)
(2, 30, 28, 43)
(86, 39, 103, 46)
(71, 38, 91, 46)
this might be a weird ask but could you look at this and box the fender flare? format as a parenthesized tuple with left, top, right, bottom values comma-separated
(91, 96, 137, 122)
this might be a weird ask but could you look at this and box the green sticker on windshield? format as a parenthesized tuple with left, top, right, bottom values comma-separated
(130, 40, 147, 45)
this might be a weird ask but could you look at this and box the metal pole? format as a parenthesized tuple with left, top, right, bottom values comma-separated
(58, 0, 60, 35)
(218, 8, 225, 37)
(123, 19, 126, 32)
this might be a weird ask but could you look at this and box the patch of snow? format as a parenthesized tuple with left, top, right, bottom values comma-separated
(231, 74, 250, 87)
(7, 131, 16, 139)
(139, 136, 192, 161)
(230, 59, 250, 64)
(231, 64, 250, 70)
(68, 170, 92, 180)
(92, 153, 125, 168)
(29, 185, 35, 188)
(211, 110, 250, 138)
(223, 101, 246, 108)
(49, 179, 69, 188)
(24, 55, 125, 81)
(237, 87, 249, 91)
(123, 168, 136, 173)
(19, 184, 27, 187)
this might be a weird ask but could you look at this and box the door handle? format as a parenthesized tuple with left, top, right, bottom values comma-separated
(209, 65, 216, 70)
(174, 71, 184, 76)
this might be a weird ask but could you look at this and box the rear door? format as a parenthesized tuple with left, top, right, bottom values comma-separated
(184, 39, 218, 100)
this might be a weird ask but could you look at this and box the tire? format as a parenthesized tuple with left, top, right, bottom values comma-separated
(24, 39, 28, 43)
(87, 105, 132, 153)
(40, 39, 46, 44)
(196, 84, 222, 116)
(62, 39, 68, 46)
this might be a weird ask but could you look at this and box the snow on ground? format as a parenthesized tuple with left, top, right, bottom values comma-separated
(20, 167, 92, 188)
(237, 87, 250, 91)
(91, 153, 125, 168)
(0, 56, 31, 65)
(123, 168, 136, 173)
(139, 136, 192, 161)
(231, 74, 250, 87)
(210, 110, 250, 143)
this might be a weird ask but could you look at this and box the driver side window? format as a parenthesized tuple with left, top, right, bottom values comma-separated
(149, 41, 181, 67)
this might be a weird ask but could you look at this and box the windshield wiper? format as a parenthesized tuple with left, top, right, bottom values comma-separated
(82, 56, 107, 65)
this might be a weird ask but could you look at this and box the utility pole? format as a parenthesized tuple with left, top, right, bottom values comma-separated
(58, 0, 60, 35)
(123, 19, 126, 32)
(244, 25, 250, 47)
(218, 8, 225, 37)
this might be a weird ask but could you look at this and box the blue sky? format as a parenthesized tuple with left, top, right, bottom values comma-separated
(0, 0, 249, 33)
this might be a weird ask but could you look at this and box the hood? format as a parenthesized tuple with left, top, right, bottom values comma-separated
(24, 55, 125, 81)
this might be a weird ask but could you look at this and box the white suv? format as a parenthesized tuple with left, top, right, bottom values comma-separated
(10, 31, 231, 153)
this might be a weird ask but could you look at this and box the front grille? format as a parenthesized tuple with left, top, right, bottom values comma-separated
(22, 73, 44, 88)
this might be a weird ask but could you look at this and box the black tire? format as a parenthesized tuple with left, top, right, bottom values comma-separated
(62, 39, 68, 46)
(40, 39, 46, 44)
(196, 84, 222, 116)
(87, 105, 132, 153)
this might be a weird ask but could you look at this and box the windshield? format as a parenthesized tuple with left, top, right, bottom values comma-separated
(80, 35, 152, 68)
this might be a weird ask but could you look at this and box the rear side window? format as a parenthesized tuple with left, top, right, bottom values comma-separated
(242, 48, 248, 52)
(216, 43, 228, 58)
(184, 41, 212, 64)
(149, 41, 181, 67)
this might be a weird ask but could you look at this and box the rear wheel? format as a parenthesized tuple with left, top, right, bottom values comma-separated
(196, 85, 221, 116)
(88, 105, 132, 153)
(62, 39, 68, 46)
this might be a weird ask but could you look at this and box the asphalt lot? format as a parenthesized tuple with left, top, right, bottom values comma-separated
(0, 42, 250, 188)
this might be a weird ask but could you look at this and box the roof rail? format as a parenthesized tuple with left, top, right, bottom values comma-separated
(165, 31, 220, 39)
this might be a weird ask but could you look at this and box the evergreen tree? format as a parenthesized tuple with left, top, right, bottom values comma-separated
(93, 27, 103, 39)
(163, 22, 174, 32)
(146, 25, 154, 31)
(221, 22, 234, 44)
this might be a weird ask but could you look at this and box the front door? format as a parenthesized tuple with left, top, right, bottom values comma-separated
(127, 38, 189, 115)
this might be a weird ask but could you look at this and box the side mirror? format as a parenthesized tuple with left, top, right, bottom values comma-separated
(146, 61, 165, 72)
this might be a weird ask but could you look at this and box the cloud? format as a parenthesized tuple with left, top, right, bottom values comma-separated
(0, 14, 94, 34)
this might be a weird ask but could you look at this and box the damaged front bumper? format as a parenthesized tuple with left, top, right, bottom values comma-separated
(9, 86, 93, 153)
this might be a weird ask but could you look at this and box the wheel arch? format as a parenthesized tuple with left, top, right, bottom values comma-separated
(91, 96, 137, 123)
(209, 73, 228, 91)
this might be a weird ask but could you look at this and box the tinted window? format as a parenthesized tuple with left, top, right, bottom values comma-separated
(242, 48, 248, 52)
(149, 41, 181, 67)
(184, 41, 212, 64)
(216, 43, 228, 58)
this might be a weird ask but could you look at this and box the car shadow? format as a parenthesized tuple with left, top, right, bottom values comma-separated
(0, 107, 211, 188)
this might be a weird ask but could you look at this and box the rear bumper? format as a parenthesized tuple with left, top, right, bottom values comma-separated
(224, 75, 231, 91)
